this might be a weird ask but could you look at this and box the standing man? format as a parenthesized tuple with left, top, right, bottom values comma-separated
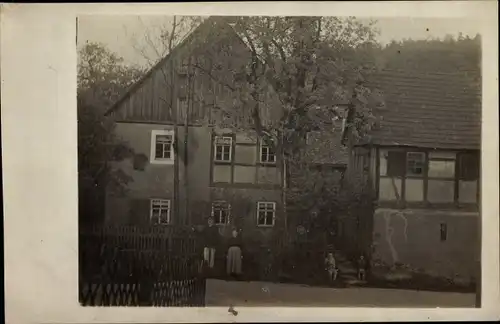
(203, 216, 219, 269)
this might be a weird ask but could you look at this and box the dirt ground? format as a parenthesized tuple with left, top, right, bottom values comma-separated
(205, 279, 476, 308)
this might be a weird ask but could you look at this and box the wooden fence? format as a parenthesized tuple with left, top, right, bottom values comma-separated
(78, 225, 206, 307)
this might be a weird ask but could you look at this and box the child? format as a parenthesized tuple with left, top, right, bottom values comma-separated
(357, 255, 367, 281)
(325, 252, 338, 283)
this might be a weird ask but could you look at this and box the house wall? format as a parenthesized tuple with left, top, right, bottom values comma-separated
(367, 146, 480, 281)
(371, 207, 478, 281)
(377, 147, 479, 207)
(209, 187, 283, 245)
(105, 122, 283, 239)
(105, 122, 212, 225)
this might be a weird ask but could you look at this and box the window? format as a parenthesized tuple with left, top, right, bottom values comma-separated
(211, 201, 230, 225)
(428, 151, 456, 178)
(440, 223, 447, 242)
(458, 153, 479, 181)
(151, 130, 175, 164)
(150, 199, 170, 225)
(214, 136, 232, 162)
(257, 202, 276, 227)
(260, 145, 276, 163)
(386, 151, 406, 177)
(428, 160, 455, 178)
(406, 152, 425, 176)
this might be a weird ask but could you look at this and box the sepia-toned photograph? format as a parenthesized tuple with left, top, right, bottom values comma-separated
(77, 14, 482, 309)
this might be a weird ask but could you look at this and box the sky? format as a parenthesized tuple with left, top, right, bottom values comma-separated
(78, 15, 481, 67)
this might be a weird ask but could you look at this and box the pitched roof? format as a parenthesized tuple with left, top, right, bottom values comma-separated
(104, 16, 233, 117)
(364, 69, 481, 150)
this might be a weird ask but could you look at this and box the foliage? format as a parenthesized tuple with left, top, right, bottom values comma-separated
(78, 41, 145, 108)
(171, 17, 385, 234)
(78, 42, 145, 224)
(377, 33, 481, 73)
(136, 16, 384, 150)
(185, 17, 385, 151)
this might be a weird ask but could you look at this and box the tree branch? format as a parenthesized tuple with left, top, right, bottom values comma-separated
(190, 62, 236, 91)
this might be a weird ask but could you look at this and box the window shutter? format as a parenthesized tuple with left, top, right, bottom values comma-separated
(459, 153, 480, 181)
(386, 151, 406, 177)
(129, 199, 151, 226)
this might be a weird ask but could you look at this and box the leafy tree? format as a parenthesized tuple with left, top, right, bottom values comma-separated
(129, 16, 385, 237)
(135, 16, 384, 153)
(78, 42, 145, 226)
(189, 16, 385, 235)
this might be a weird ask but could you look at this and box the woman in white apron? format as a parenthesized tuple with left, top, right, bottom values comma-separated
(226, 228, 243, 279)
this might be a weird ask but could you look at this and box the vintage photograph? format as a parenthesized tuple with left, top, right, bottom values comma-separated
(77, 15, 481, 308)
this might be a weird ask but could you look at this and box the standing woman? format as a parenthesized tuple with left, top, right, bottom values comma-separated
(226, 228, 243, 280)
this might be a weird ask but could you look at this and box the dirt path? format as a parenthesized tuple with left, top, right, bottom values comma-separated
(205, 279, 476, 307)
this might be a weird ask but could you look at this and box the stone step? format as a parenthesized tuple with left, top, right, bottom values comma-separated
(345, 278, 367, 285)
(341, 274, 358, 280)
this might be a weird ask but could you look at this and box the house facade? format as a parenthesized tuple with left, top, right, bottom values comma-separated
(104, 17, 287, 246)
(342, 69, 481, 281)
